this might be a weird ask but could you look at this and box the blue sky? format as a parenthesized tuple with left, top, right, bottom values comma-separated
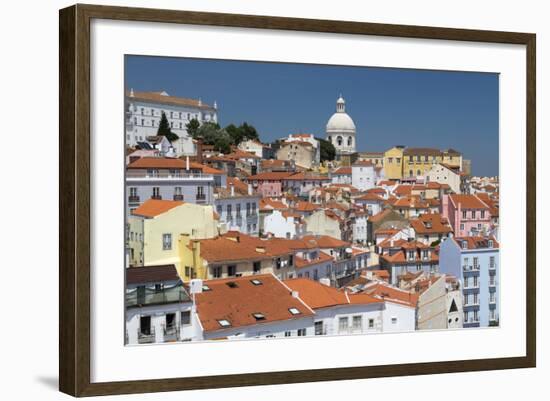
(125, 56, 499, 176)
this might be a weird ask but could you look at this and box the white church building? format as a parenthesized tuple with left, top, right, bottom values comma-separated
(326, 95, 357, 158)
(125, 89, 218, 156)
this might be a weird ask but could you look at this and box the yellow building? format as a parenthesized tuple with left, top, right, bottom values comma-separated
(179, 232, 297, 281)
(358, 151, 385, 168)
(383, 147, 462, 181)
(127, 199, 219, 273)
(383, 146, 405, 180)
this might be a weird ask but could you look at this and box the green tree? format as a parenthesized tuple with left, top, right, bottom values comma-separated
(225, 122, 259, 145)
(157, 111, 179, 142)
(185, 118, 201, 138)
(317, 137, 336, 162)
(194, 122, 232, 153)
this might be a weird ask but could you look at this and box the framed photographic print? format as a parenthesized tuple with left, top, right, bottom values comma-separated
(59, 4, 536, 397)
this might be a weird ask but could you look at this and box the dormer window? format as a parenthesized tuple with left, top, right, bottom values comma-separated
(488, 239, 494, 248)
(462, 241, 468, 250)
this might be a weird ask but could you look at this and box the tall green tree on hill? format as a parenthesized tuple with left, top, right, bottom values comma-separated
(317, 137, 336, 162)
(192, 122, 233, 154)
(185, 118, 201, 138)
(226, 122, 259, 145)
(157, 111, 179, 143)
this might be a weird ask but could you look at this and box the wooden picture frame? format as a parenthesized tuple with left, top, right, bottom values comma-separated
(59, 3, 536, 397)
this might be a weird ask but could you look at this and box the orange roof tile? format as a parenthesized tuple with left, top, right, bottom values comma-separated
(409, 213, 452, 234)
(195, 274, 314, 332)
(131, 199, 184, 218)
(363, 282, 419, 307)
(284, 278, 382, 309)
(449, 194, 489, 209)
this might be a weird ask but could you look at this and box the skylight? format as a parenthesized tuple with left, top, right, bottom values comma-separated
(288, 307, 301, 315)
(217, 319, 231, 327)
(226, 281, 239, 288)
(252, 313, 265, 321)
(202, 285, 211, 291)
(250, 279, 262, 286)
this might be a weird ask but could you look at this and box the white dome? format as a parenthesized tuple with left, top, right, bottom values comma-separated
(326, 112, 356, 133)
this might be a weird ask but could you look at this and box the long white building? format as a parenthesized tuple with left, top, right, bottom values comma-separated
(125, 89, 218, 155)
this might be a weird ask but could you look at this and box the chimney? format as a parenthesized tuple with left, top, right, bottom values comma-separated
(248, 184, 253, 196)
(230, 182, 235, 197)
(390, 240, 394, 247)
(186, 155, 190, 171)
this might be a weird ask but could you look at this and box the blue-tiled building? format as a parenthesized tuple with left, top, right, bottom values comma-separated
(439, 235, 499, 327)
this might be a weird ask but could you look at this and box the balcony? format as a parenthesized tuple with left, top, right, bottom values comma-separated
(151, 195, 162, 200)
(162, 323, 180, 342)
(126, 286, 189, 308)
(195, 193, 207, 203)
(128, 195, 140, 203)
(173, 194, 184, 201)
(462, 265, 480, 272)
(489, 263, 497, 271)
(137, 327, 156, 344)
(126, 171, 214, 182)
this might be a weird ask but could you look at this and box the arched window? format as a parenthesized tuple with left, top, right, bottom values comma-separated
(409, 170, 414, 177)
(417, 170, 421, 176)
(347, 136, 353, 146)
(337, 136, 343, 146)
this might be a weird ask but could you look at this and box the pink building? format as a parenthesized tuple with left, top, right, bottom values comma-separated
(441, 194, 491, 237)
(246, 171, 293, 197)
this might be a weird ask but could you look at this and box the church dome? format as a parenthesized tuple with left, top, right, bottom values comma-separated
(326, 95, 356, 133)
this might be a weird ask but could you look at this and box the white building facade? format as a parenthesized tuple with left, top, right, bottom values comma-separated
(125, 89, 218, 155)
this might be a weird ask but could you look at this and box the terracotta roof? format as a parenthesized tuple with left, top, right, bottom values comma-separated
(126, 264, 181, 285)
(369, 209, 393, 223)
(225, 148, 261, 160)
(403, 147, 443, 156)
(127, 157, 225, 174)
(453, 235, 499, 250)
(362, 282, 419, 307)
(332, 167, 352, 175)
(366, 188, 386, 195)
(409, 213, 452, 234)
(197, 232, 297, 263)
(393, 185, 413, 196)
(260, 198, 288, 211)
(247, 171, 295, 181)
(127, 90, 215, 110)
(294, 201, 322, 212)
(284, 172, 330, 181)
(392, 195, 429, 209)
(284, 279, 382, 309)
(352, 160, 374, 167)
(374, 228, 400, 236)
(132, 199, 184, 218)
(449, 194, 489, 209)
(195, 274, 314, 332)
(301, 235, 350, 249)
(356, 193, 384, 202)
(379, 245, 438, 264)
(378, 180, 398, 186)
(294, 252, 333, 269)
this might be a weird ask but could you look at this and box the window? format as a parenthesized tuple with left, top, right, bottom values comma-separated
(226, 204, 232, 215)
(462, 210, 467, 219)
(490, 292, 496, 303)
(129, 187, 137, 197)
(236, 203, 241, 215)
(288, 255, 294, 266)
(391, 317, 398, 324)
(314, 321, 324, 335)
(473, 275, 479, 287)
(338, 317, 349, 333)
(216, 205, 222, 215)
(297, 328, 306, 336)
(471, 210, 476, 219)
(227, 265, 236, 277)
(352, 315, 362, 330)
(212, 266, 222, 278)
(217, 319, 231, 327)
(152, 187, 160, 199)
(181, 310, 191, 325)
(473, 257, 479, 269)
(162, 233, 172, 250)
(139, 315, 151, 335)
(416, 263, 422, 271)
(250, 278, 262, 285)
(368, 318, 374, 329)
(253, 261, 261, 274)
(276, 258, 282, 269)
(490, 256, 495, 268)
(284, 331, 292, 337)
(481, 210, 486, 219)
(460, 223, 464, 230)
(288, 307, 301, 315)
(197, 186, 205, 198)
